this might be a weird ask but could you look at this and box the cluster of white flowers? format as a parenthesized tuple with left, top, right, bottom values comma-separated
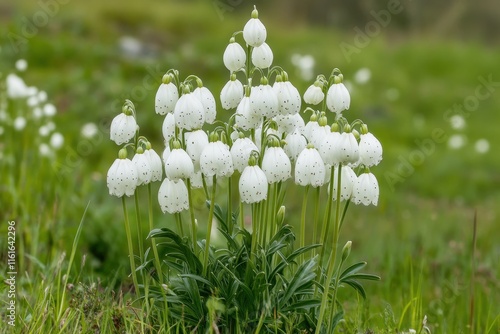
(0, 61, 64, 160)
(106, 7, 382, 212)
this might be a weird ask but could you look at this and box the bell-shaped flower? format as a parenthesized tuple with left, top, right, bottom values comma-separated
(274, 113, 304, 136)
(273, 79, 301, 115)
(330, 165, 357, 201)
(132, 148, 152, 186)
(231, 136, 259, 173)
(165, 142, 195, 181)
(239, 155, 268, 203)
(284, 129, 307, 162)
(223, 40, 246, 72)
(221, 77, 244, 110)
(162, 113, 176, 142)
(155, 79, 179, 115)
(158, 178, 189, 213)
(358, 132, 383, 167)
(319, 131, 341, 166)
(162, 145, 171, 165)
(352, 172, 379, 206)
(200, 137, 234, 178)
(261, 145, 291, 183)
(331, 131, 359, 166)
(185, 129, 209, 171)
(173, 90, 205, 130)
(107, 150, 139, 197)
(243, 7, 267, 47)
(294, 144, 325, 187)
(303, 81, 324, 105)
(250, 83, 278, 118)
(193, 86, 216, 124)
(110, 111, 137, 145)
(326, 81, 350, 114)
(235, 96, 260, 130)
(251, 42, 273, 69)
(143, 145, 163, 182)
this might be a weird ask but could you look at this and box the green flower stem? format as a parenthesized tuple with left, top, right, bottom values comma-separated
(239, 201, 245, 231)
(315, 165, 343, 334)
(175, 212, 184, 236)
(203, 175, 217, 276)
(134, 189, 144, 263)
(186, 178, 197, 252)
(227, 176, 233, 236)
(250, 203, 258, 261)
(312, 186, 321, 256)
(300, 185, 310, 263)
(122, 197, 139, 294)
(268, 183, 277, 241)
(317, 166, 336, 280)
(147, 184, 163, 284)
(261, 184, 271, 245)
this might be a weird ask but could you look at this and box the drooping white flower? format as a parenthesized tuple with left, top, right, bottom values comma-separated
(221, 77, 244, 110)
(302, 114, 319, 143)
(107, 151, 139, 197)
(261, 145, 291, 183)
(358, 132, 383, 167)
(165, 144, 195, 181)
(294, 145, 326, 187)
(155, 80, 179, 115)
(254, 123, 278, 150)
(223, 40, 246, 72)
(243, 8, 267, 47)
(319, 131, 341, 166)
(303, 81, 324, 105)
(193, 86, 216, 124)
(231, 136, 259, 173)
(332, 131, 359, 166)
(239, 165, 268, 203)
(235, 96, 260, 131)
(110, 111, 137, 145)
(158, 178, 189, 213)
(162, 113, 176, 142)
(185, 129, 209, 171)
(284, 129, 307, 162)
(330, 165, 357, 201)
(13, 116, 26, 131)
(273, 79, 301, 115)
(173, 91, 205, 130)
(351, 172, 379, 206)
(132, 149, 152, 186)
(162, 145, 171, 164)
(251, 42, 273, 69)
(200, 139, 234, 178)
(50, 132, 64, 150)
(250, 83, 278, 118)
(274, 113, 304, 136)
(309, 124, 330, 149)
(326, 81, 350, 114)
(143, 145, 163, 182)
(6, 74, 28, 98)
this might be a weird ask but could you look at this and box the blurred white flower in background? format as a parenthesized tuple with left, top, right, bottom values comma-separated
(50, 132, 64, 150)
(354, 67, 371, 85)
(13, 116, 26, 131)
(447, 134, 466, 150)
(475, 139, 489, 154)
(81, 122, 99, 138)
(450, 115, 466, 130)
(15, 59, 28, 72)
(291, 54, 315, 81)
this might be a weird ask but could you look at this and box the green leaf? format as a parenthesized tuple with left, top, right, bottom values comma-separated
(342, 279, 367, 299)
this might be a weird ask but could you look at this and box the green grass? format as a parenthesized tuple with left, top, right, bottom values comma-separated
(1, 0, 499, 333)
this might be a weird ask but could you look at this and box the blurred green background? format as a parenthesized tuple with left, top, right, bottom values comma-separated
(1, 0, 499, 331)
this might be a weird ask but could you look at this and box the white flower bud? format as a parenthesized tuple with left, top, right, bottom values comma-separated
(273, 80, 301, 115)
(221, 78, 244, 110)
(200, 141, 234, 178)
(155, 82, 179, 115)
(173, 92, 205, 130)
(250, 84, 278, 118)
(110, 112, 137, 145)
(326, 82, 350, 114)
(185, 130, 209, 171)
(243, 9, 267, 47)
(358, 132, 383, 167)
(223, 41, 246, 72)
(230, 137, 259, 173)
(304, 83, 324, 105)
(193, 86, 216, 124)
(158, 178, 189, 213)
(352, 172, 379, 206)
(165, 147, 194, 181)
(294, 146, 325, 187)
(262, 146, 291, 183)
(107, 157, 139, 197)
(251, 42, 273, 69)
(239, 165, 268, 203)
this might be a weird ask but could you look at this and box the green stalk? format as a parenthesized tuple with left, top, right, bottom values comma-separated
(261, 184, 271, 245)
(300, 186, 310, 263)
(134, 189, 144, 262)
(203, 175, 217, 276)
(250, 203, 258, 261)
(186, 178, 197, 251)
(239, 201, 245, 231)
(312, 186, 321, 256)
(315, 165, 343, 334)
(175, 213, 184, 236)
(227, 176, 233, 236)
(122, 197, 139, 295)
(147, 184, 163, 284)
(317, 167, 336, 278)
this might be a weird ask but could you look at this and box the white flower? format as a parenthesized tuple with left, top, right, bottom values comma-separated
(173, 91, 205, 130)
(235, 96, 260, 130)
(158, 178, 189, 213)
(15, 59, 28, 72)
(358, 132, 383, 167)
(43, 103, 57, 117)
(155, 82, 179, 115)
(274, 113, 304, 136)
(144, 147, 163, 182)
(13, 116, 26, 131)
(162, 145, 171, 164)
(251, 42, 273, 69)
(50, 132, 64, 150)
(110, 112, 137, 145)
(326, 82, 350, 114)
(107, 157, 139, 197)
(39, 143, 52, 157)
(243, 8, 267, 47)
(284, 129, 307, 162)
(185, 130, 209, 171)
(309, 124, 330, 149)
(132, 151, 152, 185)
(223, 41, 246, 72)
(250, 84, 278, 118)
(319, 131, 341, 166)
(39, 125, 51, 137)
(38, 91, 47, 103)
(162, 113, 176, 142)
(6, 74, 28, 98)
(32, 107, 42, 119)
(351, 172, 379, 206)
(221, 78, 244, 110)
(262, 146, 291, 183)
(273, 80, 301, 115)
(200, 141, 234, 178)
(239, 165, 268, 203)
(302, 117, 319, 142)
(27, 95, 39, 107)
(81, 122, 98, 138)
(332, 132, 359, 166)
(331, 165, 357, 201)
(231, 137, 259, 172)
(303, 82, 324, 105)
(165, 147, 194, 181)
(254, 124, 278, 150)
(193, 86, 216, 124)
(295, 146, 325, 187)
